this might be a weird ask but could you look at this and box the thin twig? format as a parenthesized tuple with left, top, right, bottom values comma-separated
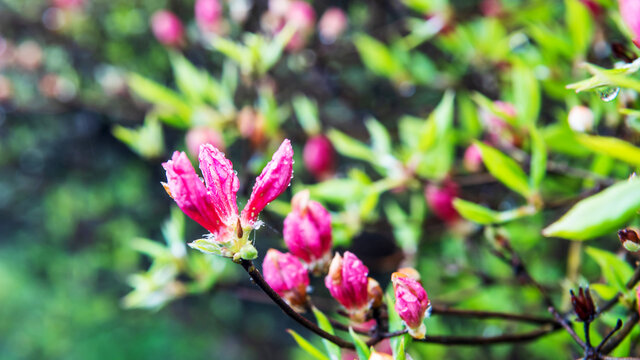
(549, 307, 586, 348)
(430, 305, 557, 325)
(596, 319, 623, 353)
(599, 312, 640, 354)
(414, 325, 560, 345)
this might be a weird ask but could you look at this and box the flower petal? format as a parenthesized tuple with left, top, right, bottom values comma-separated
(198, 144, 240, 227)
(241, 139, 294, 226)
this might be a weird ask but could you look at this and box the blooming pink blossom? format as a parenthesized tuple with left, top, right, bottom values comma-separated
(263, 249, 310, 311)
(283, 190, 333, 273)
(303, 135, 335, 179)
(325, 252, 370, 321)
(318, 7, 348, 44)
(162, 139, 293, 257)
(463, 143, 483, 173)
(425, 181, 459, 223)
(392, 272, 430, 338)
(195, 0, 223, 32)
(185, 127, 225, 157)
(151, 10, 184, 47)
(620, 0, 640, 48)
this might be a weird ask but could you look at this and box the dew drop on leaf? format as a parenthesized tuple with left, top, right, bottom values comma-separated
(597, 86, 620, 102)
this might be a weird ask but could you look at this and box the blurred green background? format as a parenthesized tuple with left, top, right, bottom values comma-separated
(2, 0, 640, 359)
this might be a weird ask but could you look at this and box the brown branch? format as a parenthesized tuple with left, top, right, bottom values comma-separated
(430, 305, 557, 325)
(239, 259, 356, 349)
(549, 307, 586, 348)
(414, 325, 560, 345)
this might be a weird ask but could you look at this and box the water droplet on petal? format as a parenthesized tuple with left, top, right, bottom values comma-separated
(597, 86, 620, 102)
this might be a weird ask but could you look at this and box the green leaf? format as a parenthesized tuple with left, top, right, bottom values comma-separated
(170, 53, 220, 104)
(394, 336, 406, 360)
(312, 307, 341, 360)
(576, 134, 640, 168)
(474, 142, 532, 198)
(453, 199, 537, 224)
(354, 34, 401, 77)
(112, 116, 164, 159)
(565, 0, 593, 56)
(589, 283, 619, 300)
(127, 73, 191, 127)
(512, 61, 540, 125)
(348, 327, 370, 360)
(287, 330, 330, 360)
(187, 239, 223, 256)
(543, 179, 640, 240)
(293, 95, 321, 136)
(453, 199, 501, 224)
(327, 129, 375, 163)
(365, 117, 392, 156)
(529, 126, 547, 191)
(585, 246, 634, 293)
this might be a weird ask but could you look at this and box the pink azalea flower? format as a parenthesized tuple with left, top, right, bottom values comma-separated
(162, 139, 293, 258)
(424, 181, 460, 223)
(318, 7, 348, 44)
(392, 272, 430, 338)
(283, 190, 333, 273)
(262, 249, 310, 311)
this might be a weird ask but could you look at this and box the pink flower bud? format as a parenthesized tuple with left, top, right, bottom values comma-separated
(392, 272, 430, 339)
(162, 151, 230, 238)
(303, 135, 335, 179)
(425, 181, 459, 223)
(52, 0, 83, 9)
(241, 139, 294, 227)
(151, 10, 184, 47)
(318, 7, 347, 44)
(284, 190, 333, 273)
(284, 1, 316, 51)
(568, 105, 594, 133)
(620, 0, 640, 48)
(195, 0, 223, 32)
(186, 127, 225, 157)
(325, 252, 370, 320)
(263, 249, 310, 311)
(463, 143, 483, 173)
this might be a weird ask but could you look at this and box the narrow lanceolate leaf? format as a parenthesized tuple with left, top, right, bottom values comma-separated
(474, 142, 532, 198)
(543, 179, 640, 240)
(349, 327, 371, 360)
(394, 337, 406, 360)
(312, 307, 341, 360)
(576, 134, 640, 168)
(453, 199, 500, 224)
(529, 126, 547, 191)
(287, 330, 330, 360)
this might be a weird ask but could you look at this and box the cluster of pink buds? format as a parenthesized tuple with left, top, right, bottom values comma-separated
(150, 10, 185, 47)
(392, 272, 430, 338)
(162, 139, 293, 260)
(262, 249, 310, 311)
(619, 0, 640, 49)
(283, 189, 333, 273)
(185, 127, 225, 157)
(303, 135, 336, 180)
